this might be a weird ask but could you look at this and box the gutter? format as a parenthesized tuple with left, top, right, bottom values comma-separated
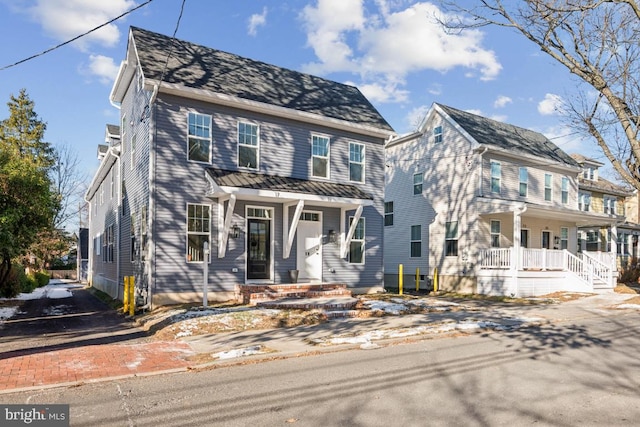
(477, 146, 488, 197)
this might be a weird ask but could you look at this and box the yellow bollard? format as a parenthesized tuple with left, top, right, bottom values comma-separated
(433, 267, 439, 293)
(123, 276, 129, 313)
(398, 264, 403, 295)
(416, 267, 420, 292)
(129, 276, 135, 316)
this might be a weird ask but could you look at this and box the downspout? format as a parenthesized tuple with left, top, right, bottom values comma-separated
(511, 203, 527, 297)
(477, 146, 489, 197)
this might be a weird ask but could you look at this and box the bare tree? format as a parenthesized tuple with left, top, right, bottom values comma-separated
(442, 0, 640, 190)
(50, 142, 89, 231)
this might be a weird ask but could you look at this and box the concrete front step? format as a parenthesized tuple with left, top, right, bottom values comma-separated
(256, 297, 358, 311)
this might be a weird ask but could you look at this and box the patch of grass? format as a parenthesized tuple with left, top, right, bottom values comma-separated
(86, 286, 123, 310)
(615, 284, 640, 294)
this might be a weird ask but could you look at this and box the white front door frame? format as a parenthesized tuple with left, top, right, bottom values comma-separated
(296, 210, 323, 282)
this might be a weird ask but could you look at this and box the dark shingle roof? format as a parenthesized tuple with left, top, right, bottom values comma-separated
(131, 27, 393, 133)
(577, 176, 633, 196)
(207, 169, 373, 200)
(438, 104, 579, 167)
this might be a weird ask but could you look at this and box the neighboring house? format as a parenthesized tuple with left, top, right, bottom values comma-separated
(77, 228, 89, 283)
(571, 154, 640, 267)
(85, 27, 394, 308)
(385, 103, 618, 297)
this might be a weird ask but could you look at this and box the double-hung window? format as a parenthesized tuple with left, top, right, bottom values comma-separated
(433, 126, 443, 143)
(490, 161, 501, 194)
(561, 177, 569, 204)
(349, 142, 365, 182)
(560, 227, 568, 250)
(188, 112, 212, 163)
(187, 204, 210, 263)
(413, 173, 423, 195)
(579, 191, 591, 211)
(238, 122, 259, 169)
(384, 202, 394, 226)
(311, 135, 329, 178)
(519, 167, 528, 197)
(349, 217, 365, 264)
(604, 196, 616, 214)
(544, 174, 552, 201)
(410, 225, 421, 257)
(490, 220, 501, 248)
(130, 215, 136, 263)
(445, 221, 459, 256)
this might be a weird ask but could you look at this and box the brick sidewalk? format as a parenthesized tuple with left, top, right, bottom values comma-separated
(0, 341, 195, 392)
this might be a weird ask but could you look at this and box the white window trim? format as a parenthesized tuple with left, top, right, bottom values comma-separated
(561, 177, 569, 204)
(348, 216, 365, 264)
(384, 201, 394, 227)
(245, 205, 274, 283)
(410, 225, 421, 258)
(413, 173, 423, 196)
(560, 227, 569, 250)
(237, 121, 260, 170)
(349, 142, 365, 183)
(186, 203, 211, 263)
(311, 134, 330, 179)
(490, 160, 501, 194)
(434, 126, 443, 143)
(490, 220, 501, 248)
(445, 220, 459, 257)
(544, 173, 553, 202)
(519, 167, 528, 197)
(187, 112, 213, 164)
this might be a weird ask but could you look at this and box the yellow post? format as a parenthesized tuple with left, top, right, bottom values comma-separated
(398, 264, 403, 295)
(416, 267, 420, 292)
(123, 276, 129, 313)
(433, 267, 439, 293)
(129, 276, 135, 316)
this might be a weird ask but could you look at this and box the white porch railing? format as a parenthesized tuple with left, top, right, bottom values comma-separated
(479, 248, 615, 291)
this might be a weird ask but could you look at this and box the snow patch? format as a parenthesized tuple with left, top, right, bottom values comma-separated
(214, 345, 265, 360)
(0, 306, 18, 322)
(616, 304, 640, 310)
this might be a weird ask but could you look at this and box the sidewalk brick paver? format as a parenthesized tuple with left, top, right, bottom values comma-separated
(0, 341, 195, 391)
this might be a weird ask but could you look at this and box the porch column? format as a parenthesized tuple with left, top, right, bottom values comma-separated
(610, 224, 617, 256)
(513, 206, 525, 270)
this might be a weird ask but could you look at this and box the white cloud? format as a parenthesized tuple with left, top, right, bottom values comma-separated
(21, 0, 136, 51)
(538, 93, 564, 115)
(300, 1, 501, 103)
(427, 83, 442, 96)
(86, 54, 120, 84)
(542, 124, 585, 153)
(248, 7, 268, 36)
(348, 80, 409, 103)
(490, 114, 508, 122)
(494, 95, 512, 108)
(465, 109, 483, 116)
(406, 105, 430, 130)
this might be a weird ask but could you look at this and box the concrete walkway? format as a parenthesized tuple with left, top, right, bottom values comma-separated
(0, 291, 634, 394)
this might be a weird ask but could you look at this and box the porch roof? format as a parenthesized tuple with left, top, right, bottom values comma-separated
(476, 197, 618, 225)
(205, 168, 374, 208)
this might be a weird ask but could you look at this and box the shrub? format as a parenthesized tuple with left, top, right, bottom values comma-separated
(619, 257, 640, 284)
(33, 271, 49, 287)
(0, 263, 37, 298)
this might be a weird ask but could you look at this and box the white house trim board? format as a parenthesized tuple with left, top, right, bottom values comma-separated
(217, 194, 236, 258)
(283, 200, 305, 259)
(340, 204, 364, 259)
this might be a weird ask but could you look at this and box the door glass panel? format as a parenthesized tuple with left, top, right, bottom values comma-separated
(247, 219, 270, 279)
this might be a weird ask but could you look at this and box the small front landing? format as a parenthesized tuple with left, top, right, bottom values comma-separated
(238, 283, 352, 306)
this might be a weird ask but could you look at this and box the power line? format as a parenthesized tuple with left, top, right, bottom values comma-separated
(0, 0, 155, 71)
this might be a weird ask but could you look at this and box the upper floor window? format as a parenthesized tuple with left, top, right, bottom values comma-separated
(311, 135, 330, 178)
(187, 112, 212, 163)
(349, 142, 365, 183)
(433, 126, 443, 143)
(348, 217, 365, 264)
(519, 167, 528, 197)
(384, 201, 394, 226)
(490, 220, 500, 248)
(413, 173, 423, 195)
(604, 196, 617, 215)
(544, 174, 552, 201)
(445, 221, 459, 256)
(583, 166, 595, 180)
(238, 122, 259, 169)
(561, 177, 569, 204)
(490, 161, 501, 194)
(411, 225, 421, 257)
(187, 203, 210, 263)
(579, 191, 591, 211)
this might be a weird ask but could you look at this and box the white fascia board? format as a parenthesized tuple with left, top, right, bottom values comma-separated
(210, 185, 374, 207)
(476, 145, 582, 173)
(109, 60, 135, 105)
(150, 81, 395, 139)
(85, 148, 120, 201)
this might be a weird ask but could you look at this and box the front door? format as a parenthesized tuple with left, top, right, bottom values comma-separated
(296, 212, 322, 281)
(521, 229, 529, 248)
(542, 231, 551, 249)
(247, 219, 270, 280)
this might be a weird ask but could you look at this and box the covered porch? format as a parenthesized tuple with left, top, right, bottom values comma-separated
(475, 199, 618, 297)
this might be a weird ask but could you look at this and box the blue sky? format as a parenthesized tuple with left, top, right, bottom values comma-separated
(0, 0, 602, 179)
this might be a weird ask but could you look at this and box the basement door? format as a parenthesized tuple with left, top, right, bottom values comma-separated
(296, 211, 322, 282)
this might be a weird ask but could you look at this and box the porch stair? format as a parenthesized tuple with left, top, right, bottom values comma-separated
(239, 283, 358, 315)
